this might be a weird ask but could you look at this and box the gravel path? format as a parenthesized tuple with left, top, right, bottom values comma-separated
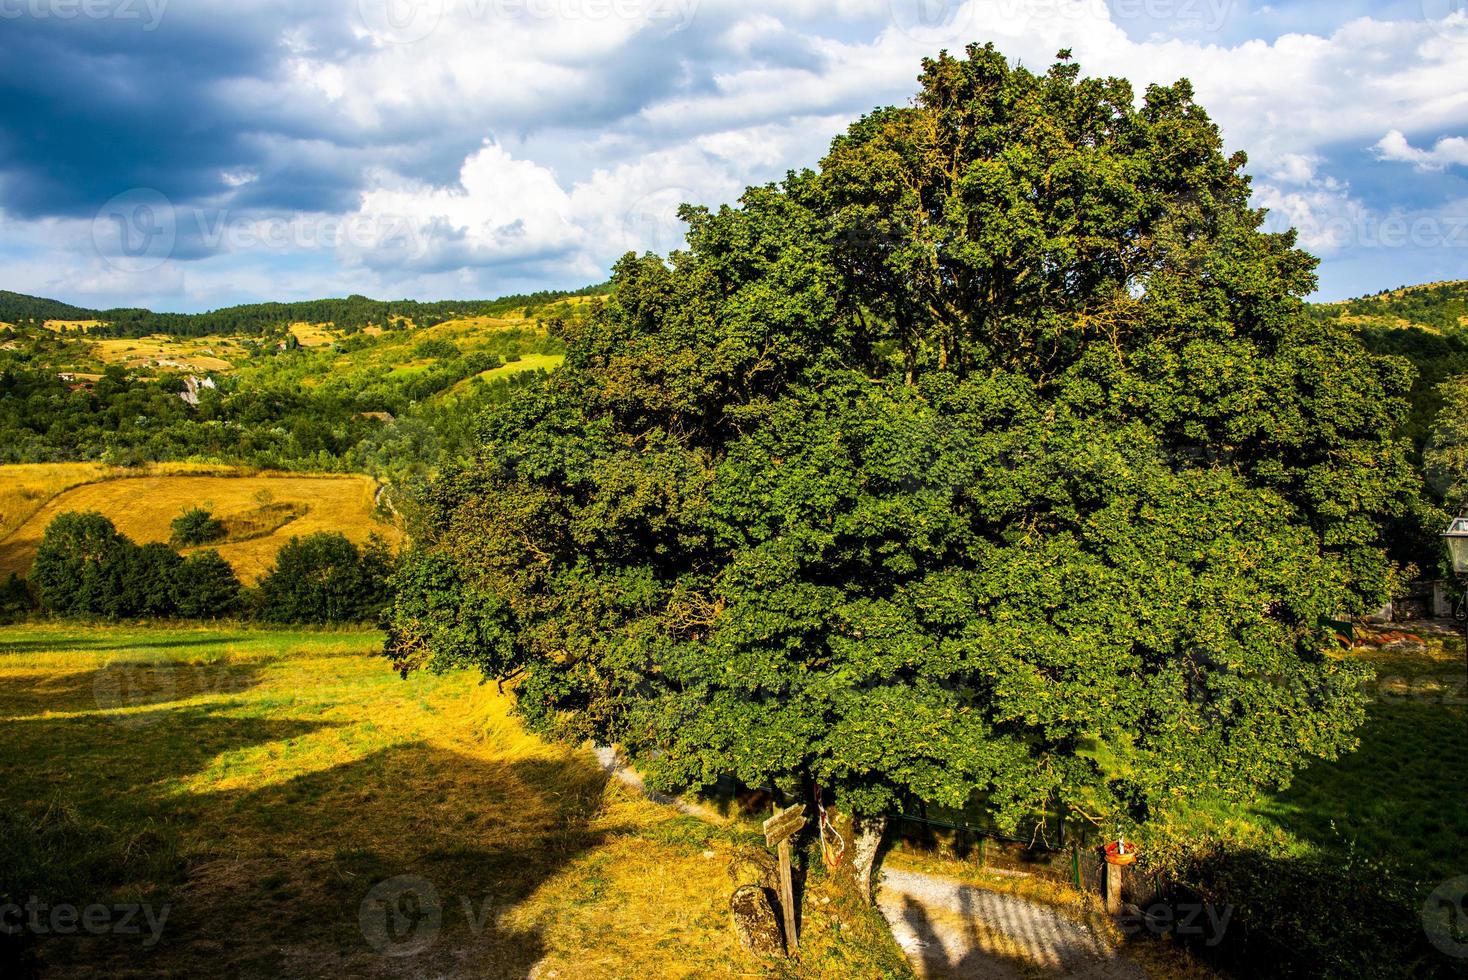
(594, 748, 1146, 977)
(878, 869, 1147, 979)
(592, 745, 730, 823)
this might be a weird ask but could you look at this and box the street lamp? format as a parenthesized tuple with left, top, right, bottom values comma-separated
(1442, 517, 1468, 680)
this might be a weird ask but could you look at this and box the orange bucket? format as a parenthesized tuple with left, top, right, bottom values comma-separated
(1103, 840, 1137, 866)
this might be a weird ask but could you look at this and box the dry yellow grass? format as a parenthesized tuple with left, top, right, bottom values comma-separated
(0, 466, 400, 582)
(0, 624, 910, 978)
(0, 462, 116, 541)
(0, 462, 244, 542)
(93, 335, 241, 372)
(43, 319, 104, 333)
(289, 322, 338, 347)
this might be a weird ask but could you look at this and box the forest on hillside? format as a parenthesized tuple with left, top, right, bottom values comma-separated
(0, 284, 607, 338)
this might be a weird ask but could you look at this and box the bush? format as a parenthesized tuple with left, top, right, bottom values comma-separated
(257, 532, 393, 624)
(172, 550, 244, 618)
(29, 511, 133, 616)
(0, 574, 32, 624)
(117, 543, 183, 618)
(28, 513, 387, 624)
(170, 507, 225, 546)
(413, 338, 460, 360)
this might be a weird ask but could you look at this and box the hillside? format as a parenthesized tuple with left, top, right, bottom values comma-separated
(0, 289, 596, 480)
(0, 464, 398, 583)
(1311, 279, 1468, 447)
(0, 289, 97, 324)
(0, 284, 606, 338)
(1311, 280, 1468, 333)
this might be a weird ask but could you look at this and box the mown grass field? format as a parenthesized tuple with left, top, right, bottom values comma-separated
(0, 624, 908, 979)
(0, 465, 400, 583)
(1158, 632, 1468, 891)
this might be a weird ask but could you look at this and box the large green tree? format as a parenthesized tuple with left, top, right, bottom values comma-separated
(387, 45, 1416, 865)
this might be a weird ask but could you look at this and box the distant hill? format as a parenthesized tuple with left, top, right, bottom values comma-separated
(1310, 280, 1468, 448)
(1310, 281, 1468, 334)
(0, 290, 98, 324)
(0, 284, 608, 338)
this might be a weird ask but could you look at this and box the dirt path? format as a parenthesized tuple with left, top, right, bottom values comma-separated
(877, 868, 1146, 979)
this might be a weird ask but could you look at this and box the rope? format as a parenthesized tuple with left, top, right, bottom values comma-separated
(814, 784, 846, 870)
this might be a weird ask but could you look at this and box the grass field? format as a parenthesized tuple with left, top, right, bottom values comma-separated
(0, 624, 908, 978)
(92, 336, 245, 373)
(288, 323, 337, 347)
(1159, 632, 1468, 890)
(450, 352, 565, 395)
(0, 465, 400, 583)
(1247, 634, 1468, 882)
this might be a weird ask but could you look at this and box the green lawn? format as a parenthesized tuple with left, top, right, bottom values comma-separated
(1167, 634, 1468, 889)
(0, 623, 905, 979)
(1252, 638, 1468, 882)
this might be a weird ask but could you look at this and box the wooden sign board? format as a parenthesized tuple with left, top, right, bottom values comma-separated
(762, 804, 807, 952)
(762, 804, 806, 847)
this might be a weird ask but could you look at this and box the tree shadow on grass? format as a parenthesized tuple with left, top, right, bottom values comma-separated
(0, 660, 269, 717)
(132, 745, 616, 979)
(0, 635, 254, 656)
(1259, 697, 1468, 885)
(3, 697, 614, 979)
(0, 705, 338, 978)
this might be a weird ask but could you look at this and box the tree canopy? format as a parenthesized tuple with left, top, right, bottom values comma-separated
(387, 45, 1418, 833)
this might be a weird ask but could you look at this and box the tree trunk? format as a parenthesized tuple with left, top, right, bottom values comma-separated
(850, 815, 888, 905)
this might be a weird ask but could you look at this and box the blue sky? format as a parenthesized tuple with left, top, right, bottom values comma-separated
(1, 0, 1465, 311)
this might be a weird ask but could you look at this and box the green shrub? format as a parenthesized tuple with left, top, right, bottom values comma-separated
(257, 532, 393, 624)
(29, 512, 246, 620)
(0, 573, 32, 624)
(170, 507, 226, 546)
(118, 543, 183, 618)
(172, 550, 244, 618)
(29, 511, 133, 616)
(413, 338, 460, 360)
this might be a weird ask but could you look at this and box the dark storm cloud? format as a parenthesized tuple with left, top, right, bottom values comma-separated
(0, 3, 400, 220)
(0, 1, 763, 229)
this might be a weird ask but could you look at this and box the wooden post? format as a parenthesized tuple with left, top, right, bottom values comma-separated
(763, 804, 806, 953)
(776, 837, 797, 950)
(1103, 860, 1123, 914)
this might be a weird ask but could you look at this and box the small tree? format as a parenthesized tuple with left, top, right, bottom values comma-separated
(170, 507, 225, 546)
(172, 551, 244, 619)
(116, 543, 182, 618)
(258, 532, 393, 624)
(30, 512, 131, 615)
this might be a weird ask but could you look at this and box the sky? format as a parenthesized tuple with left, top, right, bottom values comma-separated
(1, 0, 1466, 312)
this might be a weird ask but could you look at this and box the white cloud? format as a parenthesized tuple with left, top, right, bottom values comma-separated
(1374, 129, 1468, 171)
(8, 0, 1468, 306)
